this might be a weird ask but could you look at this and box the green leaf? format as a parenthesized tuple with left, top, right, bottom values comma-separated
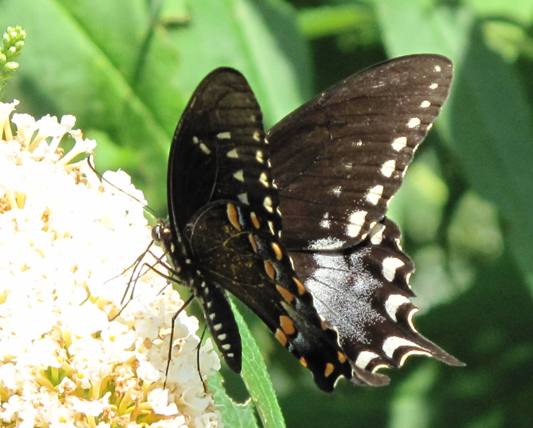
(297, 5, 375, 40)
(375, 1, 533, 297)
(167, 0, 312, 126)
(209, 373, 259, 427)
(464, 0, 533, 24)
(0, 0, 178, 208)
(389, 364, 438, 428)
(0, 0, 310, 208)
(231, 300, 286, 428)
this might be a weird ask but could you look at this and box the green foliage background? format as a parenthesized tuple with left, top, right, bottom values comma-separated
(2, 0, 533, 426)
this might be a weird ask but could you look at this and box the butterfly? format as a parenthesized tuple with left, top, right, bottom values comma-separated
(152, 54, 463, 392)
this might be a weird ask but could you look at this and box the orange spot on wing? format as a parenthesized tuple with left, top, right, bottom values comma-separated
(276, 285, 295, 304)
(292, 277, 306, 296)
(271, 242, 283, 261)
(324, 362, 335, 378)
(226, 203, 241, 231)
(279, 315, 296, 335)
(264, 260, 276, 280)
(275, 329, 287, 347)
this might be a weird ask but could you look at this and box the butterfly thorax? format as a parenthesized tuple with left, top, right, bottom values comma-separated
(151, 221, 197, 288)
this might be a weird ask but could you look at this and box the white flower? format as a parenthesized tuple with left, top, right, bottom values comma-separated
(0, 101, 222, 427)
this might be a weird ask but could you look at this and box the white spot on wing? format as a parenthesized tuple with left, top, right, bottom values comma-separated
(238, 193, 249, 205)
(306, 248, 385, 346)
(331, 185, 342, 197)
(369, 223, 385, 245)
(217, 131, 231, 139)
(227, 148, 239, 158)
(222, 344, 231, 350)
(259, 172, 269, 187)
(406, 307, 419, 332)
(263, 196, 273, 213)
(420, 100, 431, 108)
(399, 349, 432, 367)
(434, 64, 442, 72)
(233, 170, 244, 182)
(405, 272, 412, 286)
(382, 336, 421, 359)
(355, 351, 380, 369)
(391, 136, 407, 151)
(199, 143, 211, 155)
(213, 323, 223, 331)
(192, 136, 200, 144)
(429, 82, 439, 90)
(252, 130, 261, 141)
(384, 294, 411, 321)
(366, 185, 383, 206)
(218, 333, 227, 341)
(346, 211, 367, 238)
(255, 150, 264, 163)
(382, 257, 405, 282)
(380, 159, 396, 177)
(320, 212, 331, 229)
(407, 117, 421, 129)
(307, 237, 345, 250)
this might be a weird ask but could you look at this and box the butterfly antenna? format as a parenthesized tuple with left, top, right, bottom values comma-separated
(86, 154, 159, 221)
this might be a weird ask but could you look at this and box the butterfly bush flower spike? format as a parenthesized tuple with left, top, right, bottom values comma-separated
(0, 26, 26, 95)
(0, 100, 221, 427)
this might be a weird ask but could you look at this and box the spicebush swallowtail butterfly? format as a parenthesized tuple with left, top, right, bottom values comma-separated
(153, 54, 463, 392)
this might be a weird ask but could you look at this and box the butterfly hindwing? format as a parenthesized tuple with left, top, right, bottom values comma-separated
(289, 217, 463, 385)
(194, 277, 242, 372)
(188, 199, 352, 391)
(268, 55, 453, 250)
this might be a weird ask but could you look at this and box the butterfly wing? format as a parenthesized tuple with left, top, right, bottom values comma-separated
(267, 54, 461, 381)
(166, 68, 270, 372)
(168, 68, 351, 387)
(289, 218, 464, 385)
(188, 199, 352, 391)
(168, 67, 281, 236)
(268, 54, 453, 250)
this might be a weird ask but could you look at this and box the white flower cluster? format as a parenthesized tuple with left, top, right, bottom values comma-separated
(0, 100, 221, 427)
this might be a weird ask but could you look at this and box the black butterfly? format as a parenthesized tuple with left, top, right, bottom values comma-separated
(153, 54, 463, 392)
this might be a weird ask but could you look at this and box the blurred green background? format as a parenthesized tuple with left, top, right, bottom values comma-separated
(2, 0, 533, 426)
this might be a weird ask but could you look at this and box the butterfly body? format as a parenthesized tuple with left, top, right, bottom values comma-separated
(155, 56, 462, 392)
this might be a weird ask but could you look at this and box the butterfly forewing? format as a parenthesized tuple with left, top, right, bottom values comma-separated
(166, 68, 271, 372)
(168, 68, 281, 236)
(268, 55, 453, 251)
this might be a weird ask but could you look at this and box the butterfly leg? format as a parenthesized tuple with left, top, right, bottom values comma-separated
(164, 294, 195, 388)
(196, 326, 208, 394)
